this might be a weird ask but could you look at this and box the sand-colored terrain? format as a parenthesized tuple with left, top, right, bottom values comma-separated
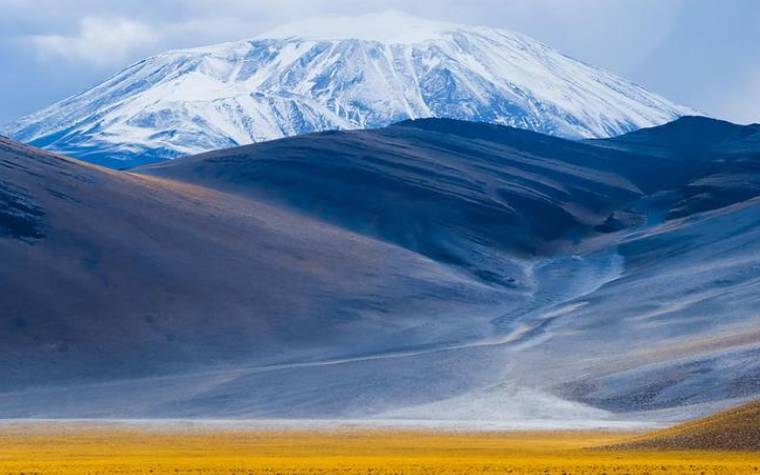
(0, 421, 758, 475)
(621, 399, 760, 451)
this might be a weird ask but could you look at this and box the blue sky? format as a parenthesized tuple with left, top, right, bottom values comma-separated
(1, 0, 758, 125)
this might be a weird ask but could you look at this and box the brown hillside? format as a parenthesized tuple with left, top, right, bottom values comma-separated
(621, 399, 760, 451)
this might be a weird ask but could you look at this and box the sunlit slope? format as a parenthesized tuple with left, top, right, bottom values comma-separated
(622, 399, 760, 451)
(0, 135, 506, 394)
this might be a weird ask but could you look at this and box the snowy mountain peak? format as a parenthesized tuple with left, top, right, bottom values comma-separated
(3, 12, 697, 167)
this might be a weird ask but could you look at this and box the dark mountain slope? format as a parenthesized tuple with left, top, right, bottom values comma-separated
(1, 117, 759, 423)
(591, 116, 760, 217)
(139, 119, 649, 283)
(140, 117, 760, 281)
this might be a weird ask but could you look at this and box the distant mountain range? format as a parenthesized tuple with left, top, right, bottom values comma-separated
(2, 11, 695, 168)
(1, 116, 758, 425)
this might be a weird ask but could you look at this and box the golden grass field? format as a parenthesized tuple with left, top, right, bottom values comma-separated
(0, 422, 759, 475)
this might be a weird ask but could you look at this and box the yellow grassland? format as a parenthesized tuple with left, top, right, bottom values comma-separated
(0, 423, 759, 474)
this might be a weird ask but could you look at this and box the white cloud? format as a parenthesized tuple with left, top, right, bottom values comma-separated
(26, 16, 158, 68)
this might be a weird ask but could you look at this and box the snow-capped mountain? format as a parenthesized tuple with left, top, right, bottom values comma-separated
(4, 11, 696, 167)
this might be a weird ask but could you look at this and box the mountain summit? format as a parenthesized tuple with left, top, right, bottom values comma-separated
(4, 11, 695, 167)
